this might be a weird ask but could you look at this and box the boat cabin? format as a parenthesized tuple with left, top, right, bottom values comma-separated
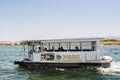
(22, 38, 101, 63)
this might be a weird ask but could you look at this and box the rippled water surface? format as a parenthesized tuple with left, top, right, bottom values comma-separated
(0, 45, 120, 80)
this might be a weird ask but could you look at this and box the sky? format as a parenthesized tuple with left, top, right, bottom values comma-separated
(0, 0, 120, 41)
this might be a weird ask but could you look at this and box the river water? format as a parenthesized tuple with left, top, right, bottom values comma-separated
(0, 45, 120, 80)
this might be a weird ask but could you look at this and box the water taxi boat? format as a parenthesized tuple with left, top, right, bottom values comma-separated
(14, 38, 111, 68)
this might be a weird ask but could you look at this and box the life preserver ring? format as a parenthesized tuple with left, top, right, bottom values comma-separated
(56, 55, 62, 61)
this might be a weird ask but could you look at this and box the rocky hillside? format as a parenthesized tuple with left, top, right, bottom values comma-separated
(101, 39, 120, 45)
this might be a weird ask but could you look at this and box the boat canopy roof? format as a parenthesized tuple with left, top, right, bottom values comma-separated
(22, 38, 103, 43)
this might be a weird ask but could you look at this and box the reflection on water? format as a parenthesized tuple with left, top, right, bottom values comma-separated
(26, 68, 98, 80)
(0, 45, 120, 80)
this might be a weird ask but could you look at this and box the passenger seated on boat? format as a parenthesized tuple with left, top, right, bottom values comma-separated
(38, 47, 41, 52)
(44, 48, 47, 51)
(60, 46, 64, 51)
(52, 47, 54, 51)
(58, 47, 60, 51)
(75, 46, 79, 51)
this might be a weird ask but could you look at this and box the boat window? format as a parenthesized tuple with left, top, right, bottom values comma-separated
(49, 43, 54, 51)
(70, 42, 80, 51)
(43, 42, 56, 52)
(43, 42, 49, 51)
(59, 42, 68, 51)
(28, 42, 40, 53)
(54, 43, 60, 51)
(81, 41, 96, 51)
(91, 41, 96, 51)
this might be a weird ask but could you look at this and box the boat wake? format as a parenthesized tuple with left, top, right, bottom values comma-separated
(98, 61, 120, 75)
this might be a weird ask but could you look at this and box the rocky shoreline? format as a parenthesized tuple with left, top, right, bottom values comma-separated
(100, 39, 120, 45)
(0, 41, 21, 46)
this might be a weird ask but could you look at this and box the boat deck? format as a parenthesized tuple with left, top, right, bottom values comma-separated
(14, 60, 110, 68)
